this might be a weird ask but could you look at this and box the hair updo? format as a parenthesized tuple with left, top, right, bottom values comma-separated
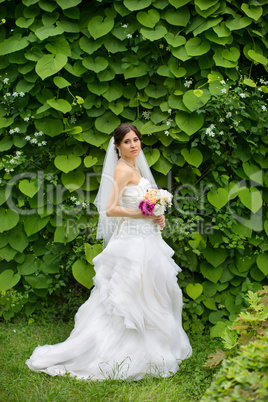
(113, 123, 142, 160)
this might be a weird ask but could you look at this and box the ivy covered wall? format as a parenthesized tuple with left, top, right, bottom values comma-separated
(0, 0, 267, 327)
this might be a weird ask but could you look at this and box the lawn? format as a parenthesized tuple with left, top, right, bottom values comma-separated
(0, 319, 221, 402)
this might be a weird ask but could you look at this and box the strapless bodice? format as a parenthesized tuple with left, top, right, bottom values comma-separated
(112, 177, 160, 239)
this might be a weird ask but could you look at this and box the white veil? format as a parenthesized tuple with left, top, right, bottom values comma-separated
(94, 137, 157, 247)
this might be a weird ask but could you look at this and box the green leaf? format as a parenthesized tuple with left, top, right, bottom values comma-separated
(207, 188, 229, 209)
(0, 34, 29, 56)
(16, 17, 34, 28)
(165, 33, 186, 47)
(47, 98, 72, 113)
(203, 245, 227, 267)
(242, 162, 262, 185)
(24, 274, 51, 289)
(72, 259, 95, 289)
(140, 122, 167, 134)
(84, 155, 98, 168)
(0, 245, 17, 262)
(19, 179, 41, 198)
(203, 297, 217, 310)
(35, 118, 63, 137)
(243, 78, 256, 87)
(186, 283, 203, 300)
(144, 149, 160, 167)
(61, 171, 85, 192)
(137, 9, 160, 27)
(256, 254, 268, 276)
(35, 25, 64, 41)
(24, 215, 50, 237)
(181, 148, 203, 167)
(54, 223, 79, 243)
(185, 37, 210, 56)
(0, 209, 20, 233)
(183, 89, 210, 111)
(53, 76, 71, 88)
(88, 16, 114, 39)
(83, 130, 108, 147)
(165, 7, 190, 26)
(54, 155, 81, 173)
(82, 56, 109, 73)
(152, 155, 172, 175)
(18, 255, 37, 275)
(225, 16, 252, 31)
(103, 82, 124, 102)
(175, 111, 204, 136)
(95, 111, 120, 134)
(238, 187, 262, 213)
(79, 36, 103, 55)
(195, 0, 218, 10)
(36, 54, 68, 80)
(140, 25, 167, 41)
(0, 270, 21, 291)
(85, 243, 103, 265)
(0, 137, 13, 152)
(169, 0, 191, 7)
(247, 49, 268, 65)
(200, 261, 223, 284)
(123, 62, 148, 79)
(124, 0, 152, 11)
(87, 81, 109, 96)
(241, 4, 263, 21)
(144, 84, 167, 98)
(0, 188, 8, 206)
(56, 0, 82, 9)
(222, 47, 240, 62)
(8, 227, 28, 253)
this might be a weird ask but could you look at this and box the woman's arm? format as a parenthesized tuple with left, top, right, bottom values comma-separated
(106, 166, 165, 228)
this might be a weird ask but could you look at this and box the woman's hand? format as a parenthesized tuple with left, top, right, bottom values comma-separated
(154, 215, 165, 229)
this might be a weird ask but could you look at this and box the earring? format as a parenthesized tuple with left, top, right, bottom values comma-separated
(117, 148, 121, 157)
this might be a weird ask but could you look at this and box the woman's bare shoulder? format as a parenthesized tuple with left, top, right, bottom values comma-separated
(114, 161, 133, 185)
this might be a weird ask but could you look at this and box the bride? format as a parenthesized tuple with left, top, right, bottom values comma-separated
(26, 123, 192, 380)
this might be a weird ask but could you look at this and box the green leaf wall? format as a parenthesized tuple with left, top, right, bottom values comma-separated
(0, 0, 267, 326)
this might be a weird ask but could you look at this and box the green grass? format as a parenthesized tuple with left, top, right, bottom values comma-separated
(0, 319, 221, 402)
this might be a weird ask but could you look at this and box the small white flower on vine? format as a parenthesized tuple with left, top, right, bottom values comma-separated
(70, 196, 77, 202)
(258, 87, 262, 92)
(70, 116, 77, 124)
(226, 112, 232, 118)
(24, 116, 30, 122)
(126, 33, 132, 39)
(75, 201, 81, 206)
(261, 105, 267, 111)
(16, 151, 22, 156)
(166, 46, 171, 51)
(166, 118, 173, 126)
(206, 128, 212, 135)
(5, 92, 11, 97)
(14, 127, 20, 133)
(25, 136, 31, 141)
(159, 44, 164, 49)
(219, 118, 224, 123)
(9, 129, 15, 134)
(220, 80, 226, 85)
(41, 141, 47, 146)
(219, 131, 224, 135)
(10, 159, 15, 164)
(259, 78, 265, 84)
(122, 24, 128, 28)
(209, 124, 215, 129)
(3, 78, 9, 84)
(184, 79, 193, 88)
(12, 92, 18, 97)
(38, 142, 42, 147)
(208, 131, 215, 137)
(221, 88, 227, 94)
(233, 120, 239, 126)
(142, 111, 151, 120)
(30, 138, 37, 144)
(168, 109, 172, 114)
(19, 92, 25, 97)
(240, 93, 246, 98)
(164, 130, 169, 136)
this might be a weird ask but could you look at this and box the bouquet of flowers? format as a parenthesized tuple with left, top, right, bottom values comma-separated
(138, 189, 173, 216)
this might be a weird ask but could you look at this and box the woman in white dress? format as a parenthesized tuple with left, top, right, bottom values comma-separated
(26, 123, 192, 381)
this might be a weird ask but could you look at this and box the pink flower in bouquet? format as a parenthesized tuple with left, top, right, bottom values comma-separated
(139, 200, 155, 216)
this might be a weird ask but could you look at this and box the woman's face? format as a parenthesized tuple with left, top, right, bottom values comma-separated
(117, 130, 141, 159)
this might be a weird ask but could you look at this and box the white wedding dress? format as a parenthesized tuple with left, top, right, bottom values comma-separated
(26, 177, 192, 380)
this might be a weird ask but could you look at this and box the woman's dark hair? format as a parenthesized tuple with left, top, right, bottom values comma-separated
(113, 123, 142, 160)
